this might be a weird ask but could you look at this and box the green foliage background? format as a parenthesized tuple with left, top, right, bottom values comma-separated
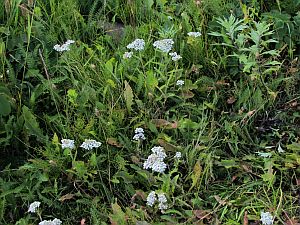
(0, 0, 299, 224)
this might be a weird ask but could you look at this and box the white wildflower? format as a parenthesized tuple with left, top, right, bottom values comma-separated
(65, 39, 75, 45)
(143, 154, 158, 170)
(52, 218, 62, 225)
(39, 218, 62, 225)
(169, 52, 182, 61)
(174, 152, 182, 159)
(157, 193, 168, 211)
(80, 139, 102, 150)
(176, 80, 184, 86)
(153, 39, 174, 53)
(151, 146, 167, 159)
(135, 127, 144, 134)
(123, 51, 133, 59)
(167, 16, 173, 20)
(133, 132, 146, 141)
(61, 139, 75, 149)
(256, 152, 272, 158)
(143, 146, 167, 173)
(133, 127, 145, 141)
(126, 39, 145, 51)
(53, 44, 62, 52)
(260, 212, 273, 225)
(28, 201, 41, 213)
(151, 160, 167, 173)
(146, 191, 157, 207)
(53, 39, 75, 52)
(187, 32, 201, 37)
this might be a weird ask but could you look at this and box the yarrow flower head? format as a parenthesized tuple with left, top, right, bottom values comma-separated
(28, 201, 41, 213)
(153, 39, 174, 53)
(146, 191, 157, 207)
(61, 139, 75, 149)
(157, 193, 168, 211)
(260, 212, 273, 225)
(143, 146, 167, 173)
(133, 127, 145, 141)
(169, 52, 182, 61)
(39, 218, 62, 225)
(53, 39, 75, 52)
(187, 32, 201, 38)
(176, 80, 184, 86)
(126, 39, 145, 51)
(135, 127, 144, 134)
(123, 51, 133, 59)
(80, 139, 102, 150)
(151, 146, 167, 159)
(174, 152, 182, 159)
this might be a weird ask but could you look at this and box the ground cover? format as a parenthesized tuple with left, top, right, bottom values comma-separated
(0, 0, 299, 224)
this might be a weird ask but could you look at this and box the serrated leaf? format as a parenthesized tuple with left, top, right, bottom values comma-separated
(22, 106, 46, 142)
(146, 70, 158, 92)
(189, 161, 202, 191)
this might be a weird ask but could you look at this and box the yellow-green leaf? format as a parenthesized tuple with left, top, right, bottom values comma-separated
(124, 81, 133, 113)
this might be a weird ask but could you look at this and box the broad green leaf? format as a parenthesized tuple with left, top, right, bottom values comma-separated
(67, 89, 78, 106)
(145, 0, 154, 10)
(89, 153, 97, 167)
(105, 57, 115, 74)
(22, 106, 46, 142)
(189, 160, 202, 191)
(110, 201, 126, 224)
(72, 161, 87, 179)
(145, 70, 158, 92)
(0, 95, 11, 116)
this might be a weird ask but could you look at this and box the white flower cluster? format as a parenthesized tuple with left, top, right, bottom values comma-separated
(80, 139, 102, 150)
(143, 146, 167, 173)
(176, 80, 184, 86)
(53, 40, 75, 52)
(187, 32, 201, 37)
(61, 139, 75, 149)
(123, 51, 133, 59)
(39, 218, 62, 225)
(153, 39, 174, 53)
(146, 191, 157, 207)
(157, 193, 168, 210)
(260, 212, 273, 225)
(133, 127, 146, 141)
(28, 201, 41, 213)
(126, 39, 145, 51)
(146, 191, 168, 211)
(169, 52, 182, 61)
(174, 152, 182, 159)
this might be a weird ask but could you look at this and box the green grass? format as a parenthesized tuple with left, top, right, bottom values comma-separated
(0, 0, 300, 224)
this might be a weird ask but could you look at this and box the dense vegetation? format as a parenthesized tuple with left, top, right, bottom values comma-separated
(0, 0, 300, 224)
